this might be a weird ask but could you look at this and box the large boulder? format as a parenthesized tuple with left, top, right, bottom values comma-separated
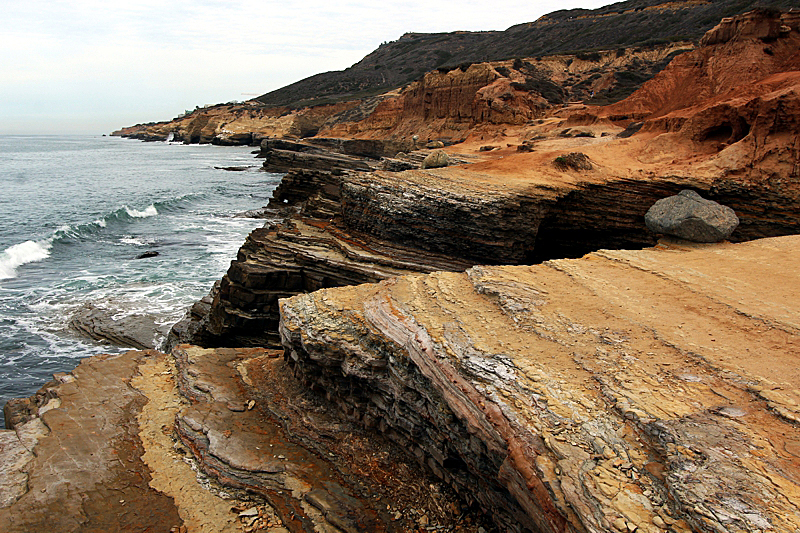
(645, 189, 739, 242)
(421, 149, 449, 169)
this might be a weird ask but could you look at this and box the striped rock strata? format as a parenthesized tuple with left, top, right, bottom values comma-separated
(280, 235, 800, 533)
(1, 347, 492, 532)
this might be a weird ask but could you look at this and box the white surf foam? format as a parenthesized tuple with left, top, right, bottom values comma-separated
(0, 240, 52, 280)
(125, 205, 158, 218)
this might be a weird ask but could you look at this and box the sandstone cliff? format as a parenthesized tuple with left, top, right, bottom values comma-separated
(573, 9, 800, 182)
(113, 43, 691, 145)
(280, 235, 800, 533)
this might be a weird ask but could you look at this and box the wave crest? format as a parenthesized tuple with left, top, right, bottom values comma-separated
(0, 240, 52, 280)
(124, 205, 158, 218)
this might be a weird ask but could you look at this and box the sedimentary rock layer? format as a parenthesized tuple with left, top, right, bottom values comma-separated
(279, 235, 800, 533)
(170, 147, 800, 350)
(0, 351, 183, 532)
(1, 347, 492, 533)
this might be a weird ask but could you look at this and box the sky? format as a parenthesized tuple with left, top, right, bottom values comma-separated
(1, 0, 615, 135)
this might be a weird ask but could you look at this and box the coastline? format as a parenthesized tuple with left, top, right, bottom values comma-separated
(3, 9, 800, 532)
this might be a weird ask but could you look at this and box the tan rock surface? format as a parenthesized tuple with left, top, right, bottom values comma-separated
(280, 235, 800, 533)
(0, 351, 184, 533)
(1, 346, 493, 533)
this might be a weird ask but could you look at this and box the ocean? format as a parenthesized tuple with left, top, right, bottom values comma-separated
(0, 135, 281, 426)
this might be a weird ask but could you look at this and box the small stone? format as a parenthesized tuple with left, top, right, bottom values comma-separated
(613, 518, 628, 531)
(239, 507, 259, 518)
(652, 515, 666, 528)
(418, 514, 429, 526)
(393, 511, 402, 520)
(247, 400, 255, 410)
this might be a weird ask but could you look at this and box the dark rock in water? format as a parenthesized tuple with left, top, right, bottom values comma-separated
(645, 189, 739, 242)
(233, 207, 274, 218)
(69, 304, 166, 350)
(214, 166, 253, 172)
(136, 251, 159, 259)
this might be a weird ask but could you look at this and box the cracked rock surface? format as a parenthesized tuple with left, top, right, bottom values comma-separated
(280, 235, 800, 533)
(1, 346, 492, 533)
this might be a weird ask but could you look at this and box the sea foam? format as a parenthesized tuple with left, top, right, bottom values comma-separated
(125, 205, 159, 218)
(0, 240, 52, 280)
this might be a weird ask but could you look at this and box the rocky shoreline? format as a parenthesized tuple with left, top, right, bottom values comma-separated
(3, 9, 800, 533)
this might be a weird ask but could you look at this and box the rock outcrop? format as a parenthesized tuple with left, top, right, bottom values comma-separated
(578, 9, 800, 182)
(69, 303, 167, 350)
(421, 149, 450, 169)
(280, 235, 800, 533)
(169, 137, 800, 350)
(0, 347, 492, 533)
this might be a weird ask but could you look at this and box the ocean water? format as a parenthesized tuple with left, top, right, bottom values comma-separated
(0, 135, 281, 426)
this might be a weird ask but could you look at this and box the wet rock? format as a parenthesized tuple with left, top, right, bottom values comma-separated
(0, 351, 183, 532)
(214, 166, 254, 171)
(69, 304, 167, 350)
(645, 189, 739, 242)
(136, 250, 159, 259)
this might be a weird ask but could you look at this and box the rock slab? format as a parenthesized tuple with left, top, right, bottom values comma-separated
(645, 189, 739, 242)
(280, 235, 800, 533)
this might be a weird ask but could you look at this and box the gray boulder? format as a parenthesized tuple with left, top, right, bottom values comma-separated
(421, 149, 449, 169)
(645, 190, 739, 242)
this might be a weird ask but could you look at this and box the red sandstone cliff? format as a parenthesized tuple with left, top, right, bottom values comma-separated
(566, 9, 800, 182)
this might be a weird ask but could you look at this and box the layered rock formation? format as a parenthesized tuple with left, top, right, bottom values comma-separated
(280, 235, 800, 533)
(30, 8, 800, 533)
(169, 134, 800, 350)
(0, 347, 492, 532)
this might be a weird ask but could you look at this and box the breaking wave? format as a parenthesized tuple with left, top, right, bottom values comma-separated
(0, 240, 53, 280)
(124, 204, 158, 218)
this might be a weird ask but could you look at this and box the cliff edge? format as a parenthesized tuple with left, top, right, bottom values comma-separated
(280, 235, 800, 533)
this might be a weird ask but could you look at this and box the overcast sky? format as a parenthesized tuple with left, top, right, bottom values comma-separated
(1, 0, 614, 135)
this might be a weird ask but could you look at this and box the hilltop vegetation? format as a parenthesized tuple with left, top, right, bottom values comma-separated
(256, 0, 797, 108)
